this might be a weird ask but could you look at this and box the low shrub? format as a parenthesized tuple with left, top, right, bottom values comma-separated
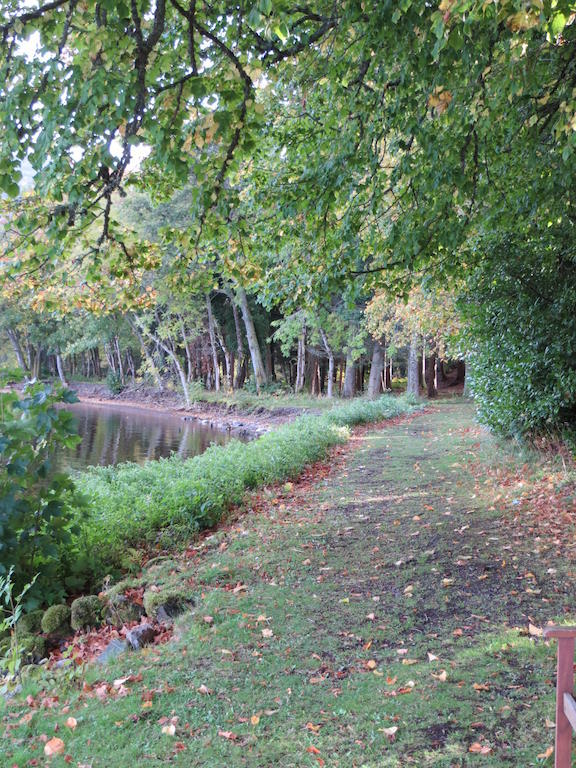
(74, 395, 419, 582)
(70, 595, 103, 631)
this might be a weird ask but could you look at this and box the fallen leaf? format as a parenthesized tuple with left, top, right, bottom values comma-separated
(161, 724, 176, 736)
(469, 742, 492, 754)
(537, 746, 554, 759)
(427, 652, 439, 662)
(218, 730, 238, 741)
(44, 738, 65, 757)
(306, 746, 321, 755)
(366, 659, 377, 670)
(261, 628, 274, 638)
(381, 726, 398, 738)
(250, 715, 260, 726)
(64, 717, 77, 730)
(198, 684, 213, 695)
(432, 670, 448, 682)
(528, 623, 543, 637)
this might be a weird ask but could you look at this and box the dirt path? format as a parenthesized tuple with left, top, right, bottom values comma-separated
(4, 401, 572, 767)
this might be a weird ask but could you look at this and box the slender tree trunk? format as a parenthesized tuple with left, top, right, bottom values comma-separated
(128, 316, 163, 390)
(134, 317, 190, 407)
(407, 334, 420, 397)
(367, 341, 385, 399)
(425, 353, 438, 398)
(114, 336, 125, 385)
(237, 286, 268, 391)
(295, 326, 306, 393)
(215, 320, 232, 390)
(385, 357, 392, 389)
(179, 318, 194, 383)
(205, 293, 221, 392)
(55, 352, 68, 387)
(226, 286, 245, 390)
(6, 328, 28, 372)
(342, 351, 356, 398)
(319, 329, 334, 399)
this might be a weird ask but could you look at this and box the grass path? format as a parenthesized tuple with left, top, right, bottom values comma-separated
(4, 400, 573, 767)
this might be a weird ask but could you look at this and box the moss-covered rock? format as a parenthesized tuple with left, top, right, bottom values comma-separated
(70, 595, 103, 631)
(143, 587, 194, 622)
(102, 594, 145, 627)
(15, 609, 44, 637)
(41, 605, 71, 636)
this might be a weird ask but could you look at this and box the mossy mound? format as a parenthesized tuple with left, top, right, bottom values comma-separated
(71, 595, 103, 631)
(41, 604, 71, 636)
(143, 587, 194, 621)
(15, 609, 44, 636)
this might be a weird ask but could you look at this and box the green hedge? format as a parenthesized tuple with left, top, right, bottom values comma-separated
(75, 395, 419, 581)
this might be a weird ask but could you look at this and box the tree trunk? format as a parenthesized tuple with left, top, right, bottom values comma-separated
(55, 352, 68, 387)
(128, 316, 164, 390)
(134, 317, 190, 407)
(367, 341, 385, 399)
(205, 293, 221, 392)
(425, 353, 438, 398)
(406, 334, 420, 397)
(295, 326, 306, 393)
(226, 286, 245, 391)
(6, 328, 28, 372)
(342, 351, 356, 398)
(237, 286, 268, 391)
(114, 336, 125, 384)
(455, 360, 466, 385)
(319, 329, 334, 399)
(385, 356, 392, 389)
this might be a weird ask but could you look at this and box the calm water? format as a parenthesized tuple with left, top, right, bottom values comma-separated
(56, 402, 236, 471)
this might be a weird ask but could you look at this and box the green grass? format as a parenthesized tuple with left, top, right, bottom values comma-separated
(73, 395, 420, 582)
(2, 400, 572, 767)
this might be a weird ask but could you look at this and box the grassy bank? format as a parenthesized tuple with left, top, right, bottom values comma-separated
(75, 395, 420, 581)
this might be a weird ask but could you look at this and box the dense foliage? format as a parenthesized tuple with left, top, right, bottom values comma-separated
(0, 383, 84, 605)
(463, 227, 576, 439)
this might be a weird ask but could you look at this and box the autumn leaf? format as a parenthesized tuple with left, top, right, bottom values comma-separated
(250, 715, 260, 726)
(381, 726, 398, 739)
(306, 746, 321, 754)
(432, 670, 448, 682)
(469, 742, 492, 754)
(537, 746, 554, 759)
(161, 724, 176, 736)
(261, 628, 274, 638)
(218, 730, 238, 741)
(65, 717, 77, 730)
(44, 737, 66, 757)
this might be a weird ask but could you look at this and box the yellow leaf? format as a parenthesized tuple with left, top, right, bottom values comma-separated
(250, 715, 260, 726)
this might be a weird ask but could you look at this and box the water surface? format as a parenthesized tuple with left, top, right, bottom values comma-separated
(56, 402, 236, 471)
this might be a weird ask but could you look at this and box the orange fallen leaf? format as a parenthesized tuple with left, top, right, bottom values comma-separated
(469, 742, 492, 754)
(537, 746, 554, 759)
(64, 717, 77, 730)
(307, 746, 321, 755)
(44, 737, 65, 757)
(250, 715, 260, 726)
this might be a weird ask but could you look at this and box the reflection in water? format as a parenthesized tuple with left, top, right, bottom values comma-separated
(55, 402, 236, 471)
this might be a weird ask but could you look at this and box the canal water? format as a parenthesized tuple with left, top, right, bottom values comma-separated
(57, 402, 237, 471)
